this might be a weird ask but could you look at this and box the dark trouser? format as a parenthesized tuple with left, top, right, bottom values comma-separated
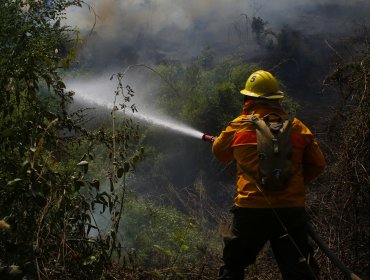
(218, 207, 319, 280)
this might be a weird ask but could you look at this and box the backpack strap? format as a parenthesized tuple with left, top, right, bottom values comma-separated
(247, 114, 292, 154)
(244, 114, 293, 191)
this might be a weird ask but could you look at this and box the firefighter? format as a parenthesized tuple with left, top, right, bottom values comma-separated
(212, 70, 325, 280)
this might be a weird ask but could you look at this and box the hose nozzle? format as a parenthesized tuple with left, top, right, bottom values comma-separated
(202, 134, 216, 143)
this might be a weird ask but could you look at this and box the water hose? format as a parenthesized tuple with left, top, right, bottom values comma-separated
(307, 224, 362, 280)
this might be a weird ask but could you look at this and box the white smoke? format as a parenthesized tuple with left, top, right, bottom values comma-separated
(66, 0, 247, 37)
(66, 0, 369, 36)
(64, 0, 370, 68)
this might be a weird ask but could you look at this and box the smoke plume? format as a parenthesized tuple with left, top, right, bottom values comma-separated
(65, 0, 370, 70)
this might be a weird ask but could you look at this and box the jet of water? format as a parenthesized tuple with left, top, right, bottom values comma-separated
(129, 111, 204, 139)
(67, 81, 204, 139)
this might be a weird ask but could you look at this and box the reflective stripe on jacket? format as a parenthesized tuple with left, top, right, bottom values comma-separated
(212, 102, 325, 208)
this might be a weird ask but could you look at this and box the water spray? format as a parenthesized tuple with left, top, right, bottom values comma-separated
(66, 78, 218, 143)
(134, 112, 217, 144)
(134, 112, 217, 143)
(131, 113, 218, 143)
(128, 111, 205, 140)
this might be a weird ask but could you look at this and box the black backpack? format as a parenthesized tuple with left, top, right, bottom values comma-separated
(245, 113, 293, 191)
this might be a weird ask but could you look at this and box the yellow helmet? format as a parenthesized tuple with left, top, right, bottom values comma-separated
(240, 70, 284, 99)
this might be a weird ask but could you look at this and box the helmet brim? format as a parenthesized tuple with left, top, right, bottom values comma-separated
(240, 89, 284, 99)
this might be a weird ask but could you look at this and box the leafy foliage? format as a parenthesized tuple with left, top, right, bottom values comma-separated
(118, 192, 222, 279)
(151, 54, 251, 132)
(0, 1, 139, 279)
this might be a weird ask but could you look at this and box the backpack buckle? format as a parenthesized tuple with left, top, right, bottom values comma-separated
(272, 138, 279, 153)
(251, 115, 258, 122)
(269, 122, 283, 133)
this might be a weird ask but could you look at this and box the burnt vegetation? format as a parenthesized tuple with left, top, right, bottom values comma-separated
(310, 29, 370, 278)
(0, 1, 369, 279)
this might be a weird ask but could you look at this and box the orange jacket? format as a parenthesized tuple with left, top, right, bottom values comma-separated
(212, 101, 325, 208)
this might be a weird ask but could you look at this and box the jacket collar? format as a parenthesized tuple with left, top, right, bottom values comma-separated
(242, 100, 285, 117)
